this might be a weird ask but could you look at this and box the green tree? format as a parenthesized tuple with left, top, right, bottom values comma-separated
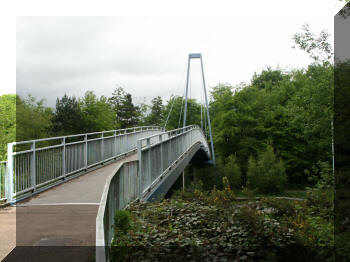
(79, 91, 116, 132)
(163, 96, 201, 130)
(292, 23, 333, 64)
(52, 94, 84, 135)
(251, 67, 285, 90)
(145, 96, 164, 126)
(0, 94, 16, 161)
(247, 145, 287, 194)
(109, 86, 140, 128)
(16, 95, 53, 141)
(223, 154, 242, 190)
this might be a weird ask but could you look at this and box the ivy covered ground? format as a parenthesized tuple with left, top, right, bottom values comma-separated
(110, 179, 335, 262)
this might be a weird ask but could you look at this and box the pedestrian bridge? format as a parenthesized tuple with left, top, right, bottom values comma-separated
(1, 125, 211, 261)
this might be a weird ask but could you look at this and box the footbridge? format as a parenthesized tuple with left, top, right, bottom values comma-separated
(1, 125, 211, 261)
(1, 53, 214, 262)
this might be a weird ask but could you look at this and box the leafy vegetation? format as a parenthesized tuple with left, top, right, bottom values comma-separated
(110, 178, 334, 262)
(0, 94, 16, 161)
(247, 145, 287, 194)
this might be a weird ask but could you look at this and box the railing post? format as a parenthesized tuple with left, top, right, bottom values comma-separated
(159, 134, 163, 173)
(114, 131, 117, 157)
(62, 137, 66, 179)
(101, 132, 104, 162)
(6, 143, 14, 203)
(84, 134, 88, 169)
(31, 141, 36, 191)
(168, 133, 172, 166)
(137, 140, 142, 194)
(123, 129, 129, 152)
(147, 138, 151, 187)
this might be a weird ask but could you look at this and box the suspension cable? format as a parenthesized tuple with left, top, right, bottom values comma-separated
(163, 94, 176, 130)
(163, 60, 187, 130)
(177, 92, 185, 128)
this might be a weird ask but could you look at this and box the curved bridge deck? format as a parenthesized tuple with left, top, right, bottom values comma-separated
(1, 125, 211, 262)
(3, 153, 136, 261)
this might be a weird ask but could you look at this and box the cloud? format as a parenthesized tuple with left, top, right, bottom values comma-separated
(16, 13, 333, 107)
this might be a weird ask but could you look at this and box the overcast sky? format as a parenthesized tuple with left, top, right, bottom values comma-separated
(13, 1, 344, 107)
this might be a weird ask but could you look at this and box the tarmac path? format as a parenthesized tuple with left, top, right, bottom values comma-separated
(0, 153, 137, 262)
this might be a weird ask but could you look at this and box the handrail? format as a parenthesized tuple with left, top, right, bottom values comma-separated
(96, 126, 211, 262)
(137, 125, 210, 197)
(5, 126, 163, 203)
(96, 160, 139, 262)
(11, 126, 161, 146)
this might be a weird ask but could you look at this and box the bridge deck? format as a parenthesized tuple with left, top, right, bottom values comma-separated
(3, 153, 137, 261)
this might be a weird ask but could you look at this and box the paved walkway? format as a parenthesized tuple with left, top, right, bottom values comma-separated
(0, 206, 16, 261)
(0, 153, 137, 262)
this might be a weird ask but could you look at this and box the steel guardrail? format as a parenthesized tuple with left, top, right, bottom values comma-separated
(4, 126, 163, 203)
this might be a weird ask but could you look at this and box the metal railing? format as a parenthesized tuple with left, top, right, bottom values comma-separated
(96, 125, 210, 262)
(5, 126, 162, 203)
(96, 160, 139, 262)
(137, 125, 210, 197)
(0, 161, 6, 201)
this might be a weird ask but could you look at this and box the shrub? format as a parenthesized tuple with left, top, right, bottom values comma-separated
(114, 210, 132, 235)
(305, 160, 334, 189)
(223, 154, 242, 189)
(247, 145, 287, 194)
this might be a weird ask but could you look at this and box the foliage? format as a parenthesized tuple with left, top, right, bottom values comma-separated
(109, 86, 140, 128)
(163, 96, 201, 130)
(247, 145, 287, 194)
(79, 91, 116, 132)
(114, 210, 132, 235)
(210, 63, 333, 187)
(52, 94, 84, 135)
(305, 160, 334, 190)
(0, 94, 16, 161)
(110, 187, 336, 262)
(16, 95, 53, 142)
(292, 23, 333, 64)
(223, 154, 242, 190)
(144, 96, 164, 126)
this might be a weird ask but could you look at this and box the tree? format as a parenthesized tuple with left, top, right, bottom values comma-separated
(210, 62, 333, 187)
(247, 145, 287, 194)
(251, 67, 286, 90)
(79, 91, 116, 132)
(223, 154, 242, 190)
(145, 96, 164, 126)
(16, 95, 53, 141)
(109, 86, 140, 128)
(52, 94, 84, 135)
(292, 23, 333, 64)
(163, 96, 201, 130)
(0, 94, 16, 160)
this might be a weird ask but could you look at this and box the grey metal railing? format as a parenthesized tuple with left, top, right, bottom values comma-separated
(5, 126, 162, 203)
(137, 125, 210, 196)
(96, 125, 210, 262)
(96, 160, 139, 262)
(0, 161, 6, 201)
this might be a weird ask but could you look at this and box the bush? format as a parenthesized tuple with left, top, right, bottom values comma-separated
(247, 145, 287, 194)
(223, 154, 242, 189)
(114, 210, 132, 234)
